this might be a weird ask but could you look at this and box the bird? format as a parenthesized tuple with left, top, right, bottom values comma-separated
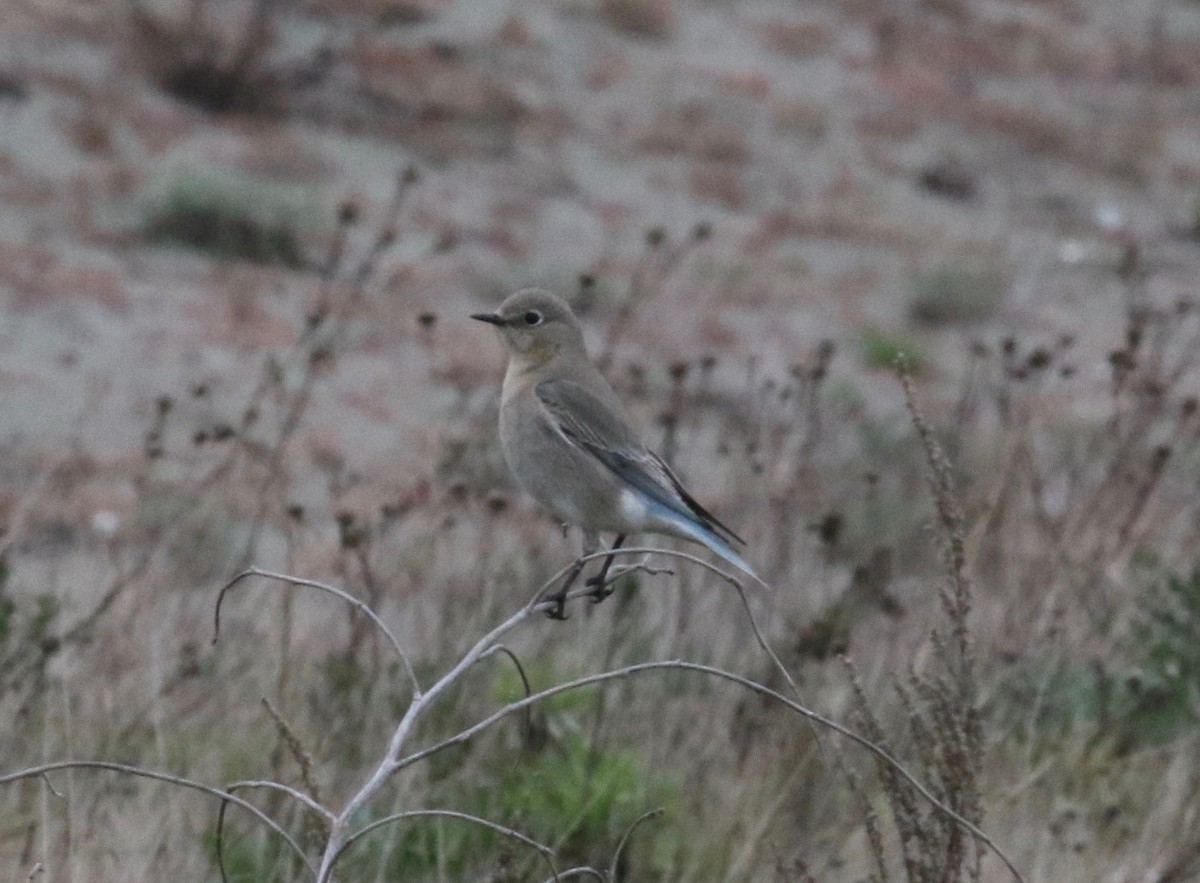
(472, 288, 756, 619)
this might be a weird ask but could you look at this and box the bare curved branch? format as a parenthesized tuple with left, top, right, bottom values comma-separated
(214, 567, 421, 698)
(609, 808, 664, 880)
(479, 644, 534, 738)
(394, 660, 1025, 883)
(216, 780, 331, 883)
(0, 761, 313, 875)
(540, 868, 607, 883)
(224, 779, 333, 820)
(329, 809, 560, 881)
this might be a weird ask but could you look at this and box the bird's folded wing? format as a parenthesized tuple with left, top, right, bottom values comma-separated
(534, 379, 743, 545)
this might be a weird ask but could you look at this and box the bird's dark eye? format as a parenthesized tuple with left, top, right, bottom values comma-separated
(524, 310, 544, 326)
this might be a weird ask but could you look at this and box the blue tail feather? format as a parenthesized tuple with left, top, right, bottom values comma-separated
(647, 501, 759, 582)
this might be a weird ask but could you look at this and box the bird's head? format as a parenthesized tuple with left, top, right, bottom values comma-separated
(472, 289, 586, 363)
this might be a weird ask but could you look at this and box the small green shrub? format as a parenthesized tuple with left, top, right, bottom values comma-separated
(859, 328, 926, 373)
(339, 734, 675, 880)
(144, 174, 306, 267)
(1124, 568, 1200, 743)
(202, 828, 299, 883)
(994, 570, 1200, 752)
(909, 263, 1005, 325)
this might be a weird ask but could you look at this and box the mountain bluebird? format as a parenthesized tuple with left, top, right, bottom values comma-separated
(472, 288, 755, 619)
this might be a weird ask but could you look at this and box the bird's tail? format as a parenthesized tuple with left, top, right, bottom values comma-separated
(657, 506, 762, 585)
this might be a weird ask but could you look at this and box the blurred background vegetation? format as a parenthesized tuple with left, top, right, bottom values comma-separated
(2, 0, 1200, 879)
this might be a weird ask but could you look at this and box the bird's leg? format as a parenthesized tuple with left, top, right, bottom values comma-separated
(541, 558, 585, 620)
(586, 533, 627, 602)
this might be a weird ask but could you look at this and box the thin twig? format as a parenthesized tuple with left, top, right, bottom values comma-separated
(393, 660, 1026, 883)
(223, 779, 333, 820)
(540, 868, 607, 883)
(524, 545, 746, 613)
(0, 761, 314, 875)
(331, 809, 560, 881)
(215, 779, 329, 883)
(609, 808, 664, 880)
(215, 780, 330, 882)
(479, 644, 534, 738)
(214, 567, 420, 698)
(729, 578, 799, 696)
(598, 561, 675, 585)
(38, 773, 63, 799)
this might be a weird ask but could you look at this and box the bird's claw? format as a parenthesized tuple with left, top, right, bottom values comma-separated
(585, 575, 614, 603)
(541, 591, 569, 620)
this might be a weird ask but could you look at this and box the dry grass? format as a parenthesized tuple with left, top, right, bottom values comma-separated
(1, 182, 1198, 881)
(3, 1, 1200, 871)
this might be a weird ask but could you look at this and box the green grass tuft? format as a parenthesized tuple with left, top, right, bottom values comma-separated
(859, 328, 927, 373)
(144, 174, 307, 267)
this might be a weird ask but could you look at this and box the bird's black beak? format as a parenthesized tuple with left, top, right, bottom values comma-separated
(471, 312, 505, 326)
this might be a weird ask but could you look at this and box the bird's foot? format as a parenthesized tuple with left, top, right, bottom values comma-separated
(541, 590, 569, 620)
(585, 573, 614, 603)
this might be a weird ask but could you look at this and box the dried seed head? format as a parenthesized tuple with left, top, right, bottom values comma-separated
(1026, 347, 1052, 370)
(418, 311, 437, 329)
(816, 511, 843, 546)
(693, 220, 712, 241)
(1151, 445, 1172, 470)
(645, 226, 666, 248)
(157, 395, 174, 414)
(337, 199, 360, 225)
(1140, 379, 1165, 398)
(1108, 349, 1136, 372)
